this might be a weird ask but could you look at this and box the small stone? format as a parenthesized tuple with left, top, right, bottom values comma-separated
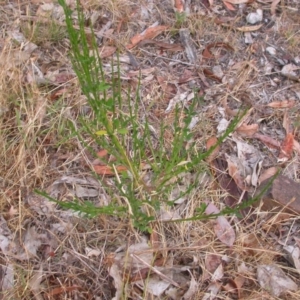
(266, 46, 276, 56)
(246, 9, 263, 24)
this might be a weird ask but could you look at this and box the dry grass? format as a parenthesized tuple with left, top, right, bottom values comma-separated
(0, 0, 300, 299)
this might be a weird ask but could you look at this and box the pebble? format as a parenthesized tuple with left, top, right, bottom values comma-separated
(266, 46, 276, 56)
(246, 9, 263, 24)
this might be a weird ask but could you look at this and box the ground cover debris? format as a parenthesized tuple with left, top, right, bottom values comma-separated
(1, 0, 300, 299)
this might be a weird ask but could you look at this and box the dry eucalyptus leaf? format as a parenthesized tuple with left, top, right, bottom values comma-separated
(257, 264, 297, 296)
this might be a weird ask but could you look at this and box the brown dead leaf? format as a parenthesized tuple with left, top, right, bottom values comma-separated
(203, 68, 222, 83)
(156, 76, 177, 101)
(206, 136, 220, 162)
(293, 139, 300, 155)
(96, 149, 109, 158)
(205, 254, 222, 275)
(127, 25, 168, 49)
(253, 133, 281, 149)
(267, 100, 296, 108)
(223, 1, 236, 11)
(271, 0, 281, 15)
(202, 42, 234, 59)
(47, 285, 80, 297)
(93, 164, 128, 175)
(236, 123, 258, 137)
(258, 167, 279, 184)
(98, 46, 116, 58)
(214, 216, 236, 247)
(223, 0, 250, 3)
(279, 132, 294, 161)
(174, 0, 184, 13)
(139, 39, 183, 52)
(237, 24, 263, 32)
(257, 265, 297, 297)
(226, 156, 248, 191)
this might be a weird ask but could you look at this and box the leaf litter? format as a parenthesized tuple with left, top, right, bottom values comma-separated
(1, 0, 300, 299)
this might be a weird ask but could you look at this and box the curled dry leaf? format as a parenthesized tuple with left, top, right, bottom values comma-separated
(267, 100, 296, 108)
(203, 68, 222, 83)
(202, 42, 234, 59)
(237, 24, 263, 32)
(127, 25, 168, 49)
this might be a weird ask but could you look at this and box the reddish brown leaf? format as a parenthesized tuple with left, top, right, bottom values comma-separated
(93, 165, 128, 175)
(223, 0, 250, 4)
(253, 133, 281, 149)
(96, 149, 109, 158)
(236, 123, 258, 137)
(174, 0, 184, 12)
(279, 132, 294, 160)
(47, 285, 80, 297)
(267, 100, 296, 108)
(127, 25, 168, 49)
(206, 136, 220, 162)
(223, 1, 236, 11)
(203, 68, 222, 83)
(203, 42, 234, 59)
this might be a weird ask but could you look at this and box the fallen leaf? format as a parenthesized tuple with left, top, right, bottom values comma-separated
(257, 265, 297, 297)
(258, 167, 278, 184)
(204, 254, 222, 281)
(214, 216, 236, 247)
(267, 100, 296, 108)
(206, 136, 220, 162)
(47, 285, 80, 297)
(226, 155, 248, 191)
(98, 46, 116, 58)
(253, 133, 281, 149)
(293, 139, 300, 155)
(93, 164, 128, 175)
(202, 42, 234, 59)
(237, 24, 263, 32)
(236, 123, 258, 137)
(223, 1, 236, 11)
(183, 272, 198, 299)
(203, 68, 222, 83)
(222, 0, 250, 3)
(29, 265, 44, 300)
(271, 0, 281, 15)
(174, 0, 184, 13)
(127, 25, 168, 49)
(139, 39, 183, 51)
(278, 132, 294, 161)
